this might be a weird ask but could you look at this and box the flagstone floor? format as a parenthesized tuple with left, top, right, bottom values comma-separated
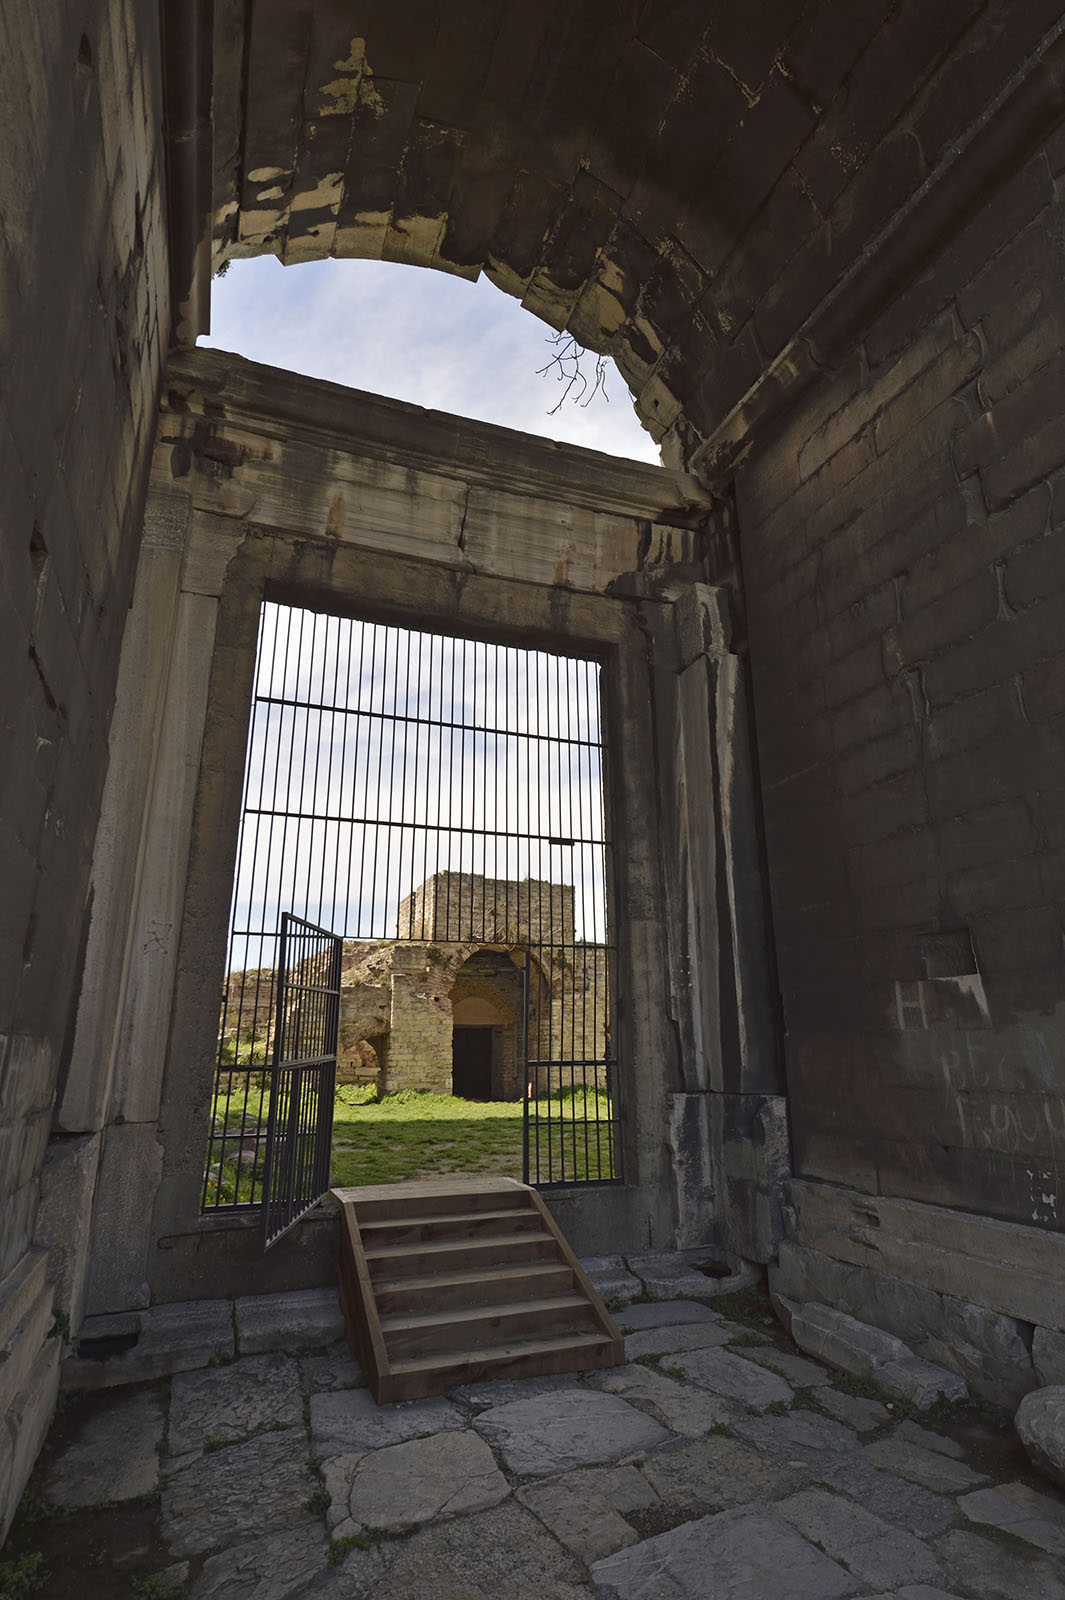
(8, 1283, 1065, 1600)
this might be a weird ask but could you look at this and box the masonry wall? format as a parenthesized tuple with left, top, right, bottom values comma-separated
(0, 0, 168, 1534)
(735, 125, 1065, 1343)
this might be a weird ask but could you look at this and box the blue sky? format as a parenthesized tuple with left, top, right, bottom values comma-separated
(201, 256, 660, 464)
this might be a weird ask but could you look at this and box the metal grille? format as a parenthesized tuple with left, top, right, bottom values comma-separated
(260, 914, 342, 1249)
(203, 600, 620, 1210)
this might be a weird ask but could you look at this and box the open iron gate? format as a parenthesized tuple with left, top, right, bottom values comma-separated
(259, 914, 343, 1249)
(204, 601, 622, 1213)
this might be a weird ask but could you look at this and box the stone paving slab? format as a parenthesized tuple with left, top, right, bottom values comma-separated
(894, 1419, 966, 1459)
(309, 1385, 462, 1457)
(777, 1485, 895, 1549)
(44, 1388, 162, 1508)
(934, 1528, 1065, 1600)
(624, 1321, 735, 1361)
(810, 1452, 957, 1539)
(161, 1426, 318, 1559)
(740, 1344, 833, 1388)
(189, 1523, 333, 1599)
(473, 1387, 671, 1477)
(299, 1347, 366, 1393)
(335, 1501, 595, 1600)
(862, 1433, 987, 1494)
(841, 1529, 942, 1588)
(517, 1478, 638, 1563)
(636, 1433, 808, 1516)
(734, 1409, 861, 1463)
(451, 1371, 588, 1410)
(330, 1428, 508, 1538)
(626, 1253, 724, 1301)
(588, 1361, 741, 1437)
(590, 1504, 862, 1599)
(958, 1479, 1065, 1556)
(529, 1462, 660, 1517)
(167, 1351, 302, 1460)
(615, 1299, 722, 1332)
(815, 1386, 890, 1432)
(668, 1345, 793, 1409)
(863, 1589, 966, 1600)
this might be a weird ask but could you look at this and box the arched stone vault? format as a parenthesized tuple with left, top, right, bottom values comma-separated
(186, 1, 1065, 467)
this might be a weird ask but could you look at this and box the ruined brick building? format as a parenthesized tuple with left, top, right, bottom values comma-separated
(4, 0, 1065, 1532)
(336, 873, 610, 1097)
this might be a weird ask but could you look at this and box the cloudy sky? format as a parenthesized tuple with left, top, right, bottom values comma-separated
(230, 603, 609, 969)
(201, 256, 660, 463)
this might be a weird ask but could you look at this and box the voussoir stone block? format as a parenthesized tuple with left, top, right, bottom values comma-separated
(1015, 1385, 1065, 1491)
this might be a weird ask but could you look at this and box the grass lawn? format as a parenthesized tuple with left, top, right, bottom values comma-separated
(209, 1083, 617, 1197)
(331, 1085, 618, 1186)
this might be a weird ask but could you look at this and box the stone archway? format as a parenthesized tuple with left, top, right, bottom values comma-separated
(450, 950, 524, 1101)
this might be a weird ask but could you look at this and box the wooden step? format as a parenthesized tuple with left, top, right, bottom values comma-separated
(380, 1293, 597, 1359)
(334, 1178, 624, 1402)
(382, 1331, 619, 1403)
(336, 1178, 531, 1224)
(359, 1205, 545, 1248)
(364, 1230, 559, 1278)
(373, 1261, 576, 1316)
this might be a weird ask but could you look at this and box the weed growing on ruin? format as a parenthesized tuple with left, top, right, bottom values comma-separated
(328, 1532, 379, 1566)
(0, 1552, 47, 1599)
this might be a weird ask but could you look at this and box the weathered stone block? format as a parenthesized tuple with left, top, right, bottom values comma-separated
(234, 1287, 344, 1355)
(84, 1122, 163, 1315)
(1016, 1386, 1065, 1492)
(64, 1298, 235, 1390)
(32, 1133, 101, 1332)
(785, 1300, 967, 1410)
(1034, 1327, 1065, 1388)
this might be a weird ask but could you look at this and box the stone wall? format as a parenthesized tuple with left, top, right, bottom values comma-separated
(398, 873, 576, 945)
(736, 118, 1065, 1348)
(0, 0, 168, 1535)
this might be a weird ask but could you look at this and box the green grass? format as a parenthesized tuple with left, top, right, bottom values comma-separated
(331, 1086, 617, 1186)
(206, 1084, 618, 1194)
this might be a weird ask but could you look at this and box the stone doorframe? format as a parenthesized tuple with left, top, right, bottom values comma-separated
(60, 345, 787, 1319)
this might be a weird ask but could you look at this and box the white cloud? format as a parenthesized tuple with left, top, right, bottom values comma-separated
(200, 256, 660, 463)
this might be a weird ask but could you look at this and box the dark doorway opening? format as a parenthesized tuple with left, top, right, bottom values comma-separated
(452, 1026, 494, 1100)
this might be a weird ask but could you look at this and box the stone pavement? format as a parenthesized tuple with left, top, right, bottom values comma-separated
(21, 1283, 1065, 1599)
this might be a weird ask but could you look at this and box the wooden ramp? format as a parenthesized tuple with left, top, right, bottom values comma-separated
(333, 1175, 624, 1402)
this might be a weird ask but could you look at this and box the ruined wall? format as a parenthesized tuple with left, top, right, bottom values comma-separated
(736, 121, 1065, 1394)
(398, 873, 576, 945)
(0, 0, 168, 1535)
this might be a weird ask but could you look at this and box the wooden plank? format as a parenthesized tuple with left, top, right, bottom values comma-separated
(381, 1332, 617, 1402)
(373, 1262, 575, 1315)
(364, 1231, 559, 1277)
(525, 1187, 625, 1364)
(337, 1200, 392, 1400)
(381, 1295, 595, 1359)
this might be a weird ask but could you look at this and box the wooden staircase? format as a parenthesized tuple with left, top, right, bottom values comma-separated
(334, 1176, 624, 1402)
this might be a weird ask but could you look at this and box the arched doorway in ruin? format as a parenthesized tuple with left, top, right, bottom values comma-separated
(449, 949, 523, 1101)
